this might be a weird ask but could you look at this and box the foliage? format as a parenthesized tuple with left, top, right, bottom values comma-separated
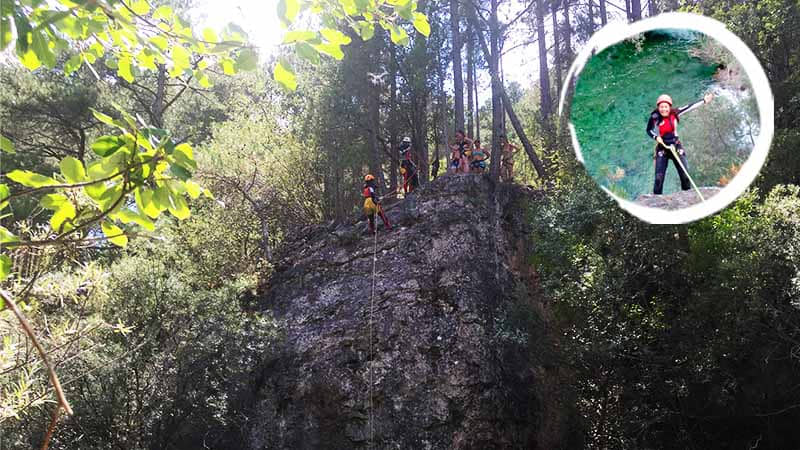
(528, 180, 800, 449)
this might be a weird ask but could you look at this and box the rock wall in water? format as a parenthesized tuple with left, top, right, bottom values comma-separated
(241, 175, 580, 449)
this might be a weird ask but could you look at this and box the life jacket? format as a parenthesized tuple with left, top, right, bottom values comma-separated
(658, 111, 679, 136)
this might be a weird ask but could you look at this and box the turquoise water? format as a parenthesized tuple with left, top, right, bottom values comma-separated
(571, 30, 721, 199)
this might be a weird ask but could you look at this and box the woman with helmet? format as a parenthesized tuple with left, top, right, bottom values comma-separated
(646, 92, 713, 195)
(398, 137, 419, 193)
(362, 174, 392, 233)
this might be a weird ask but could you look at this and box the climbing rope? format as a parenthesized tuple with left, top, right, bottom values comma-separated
(368, 225, 378, 448)
(667, 144, 705, 202)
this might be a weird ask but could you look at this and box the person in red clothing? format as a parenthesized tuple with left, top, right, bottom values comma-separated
(646, 92, 713, 194)
(398, 137, 419, 194)
(362, 174, 392, 233)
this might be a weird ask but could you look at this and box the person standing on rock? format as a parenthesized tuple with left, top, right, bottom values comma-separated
(362, 174, 392, 233)
(449, 130, 473, 174)
(647, 93, 713, 195)
(470, 139, 489, 174)
(399, 137, 419, 194)
(500, 135, 519, 182)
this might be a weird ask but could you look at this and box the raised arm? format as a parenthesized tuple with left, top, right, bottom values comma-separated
(677, 93, 713, 117)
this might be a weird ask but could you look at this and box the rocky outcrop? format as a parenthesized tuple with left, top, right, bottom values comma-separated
(241, 175, 579, 449)
(635, 187, 722, 209)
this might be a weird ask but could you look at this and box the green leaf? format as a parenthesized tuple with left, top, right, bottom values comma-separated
(0, 254, 11, 281)
(389, 25, 409, 45)
(283, 30, 317, 43)
(117, 55, 134, 82)
(277, 0, 300, 26)
(149, 35, 168, 51)
(167, 190, 190, 220)
(153, 186, 171, 212)
(84, 181, 106, 201)
(170, 164, 191, 181)
(295, 42, 319, 64)
(40, 193, 68, 210)
(50, 201, 76, 232)
(60, 156, 87, 183)
(153, 5, 173, 20)
(91, 109, 125, 129)
(92, 136, 126, 157)
(197, 73, 211, 88)
(0, 184, 9, 202)
(64, 53, 83, 75)
(320, 28, 351, 45)
(131, 0, 150, 15)
(170, 44, 190, 77)
(1, 16, 12, 51)
(0, 135, 14, 154)
(31, 31, 56, 69)
(413, 12, 431, 37)
(235, 48, 258, 71)
(101, 221, 128, 247)
(185, 180, 202, 199)
(221, 58, 235, 75)
(173, 143, 196, 170)
(202, 27, 218, 43)
(6, 170, 58, 188)
(114, 208, 155, 231)
(358, 22, 374, 41)
(274, 59, 297, 91)
(395, 1, 414, 21)
(0, 226, 19, 244)
(19, 48, 42, 70)
(135, 188, 161, 219)
(313, 43, 344, 60)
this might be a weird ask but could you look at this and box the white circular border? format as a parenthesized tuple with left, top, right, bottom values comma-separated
(559, 13, 774, 224)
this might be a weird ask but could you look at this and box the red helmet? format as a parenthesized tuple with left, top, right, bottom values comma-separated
(656, 94, 673, 107)
(364, 174, 375, 182)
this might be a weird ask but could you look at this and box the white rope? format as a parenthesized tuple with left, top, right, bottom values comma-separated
(368, 225, 378, 448)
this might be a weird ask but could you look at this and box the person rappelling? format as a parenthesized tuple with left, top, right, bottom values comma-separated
(398, 137, 419, 194)
(647, 93, 713, 196)
(362, 174, 392, 233)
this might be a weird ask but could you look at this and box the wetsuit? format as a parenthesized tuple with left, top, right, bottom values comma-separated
(362, 181, 392, 232)
(646, 98, 705, 195)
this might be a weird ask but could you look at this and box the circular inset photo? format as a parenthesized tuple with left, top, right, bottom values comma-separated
(564, 14, 773, 224)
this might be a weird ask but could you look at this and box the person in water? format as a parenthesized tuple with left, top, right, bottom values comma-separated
(647, 92, 713, 195)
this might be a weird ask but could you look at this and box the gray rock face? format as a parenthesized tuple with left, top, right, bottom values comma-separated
(635, 187, 722, 209)
(243, 175, 577, 449)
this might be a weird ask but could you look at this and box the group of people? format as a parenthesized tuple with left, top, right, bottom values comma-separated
(447, 130, 519, 180)
(360, 131, 522, 233)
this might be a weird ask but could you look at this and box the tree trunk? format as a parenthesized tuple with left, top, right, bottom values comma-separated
(466, 25, 475, 139)
(364, 37, 386, 190)
(563, 0, 573, 62)
(536, 0, 552, 118)
(587, 0, 595, 34)
(450, 0, 465, 133)
(600, 0, 608, 26)
(489, 0, 503, 181)
(437, 46, 448, 175)
(408, 0, 430, 184)
(469, 3, 547, 179)
(389, 41, 399, 193)
(152, 64, 166, 128)
(552, 0, 562, 100)
(474, 54, 480, 141)
(631, 0, 642, 20)
(648, 0, 657, 17)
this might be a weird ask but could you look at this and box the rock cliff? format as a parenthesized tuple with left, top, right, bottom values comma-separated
(635, 186, 722, 209)
(241, 175, 580, 449)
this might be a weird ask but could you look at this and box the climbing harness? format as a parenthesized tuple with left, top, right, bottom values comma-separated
(667, 144, 705, 202)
